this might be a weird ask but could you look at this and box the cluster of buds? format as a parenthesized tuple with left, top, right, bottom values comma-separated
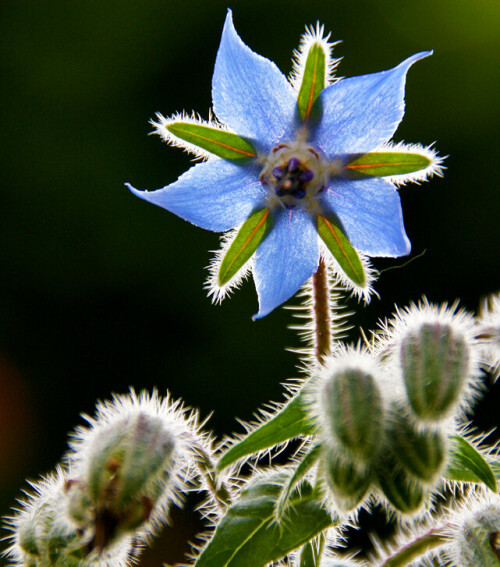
(309, 302, 481, 516)
(4, 390, 204, 567)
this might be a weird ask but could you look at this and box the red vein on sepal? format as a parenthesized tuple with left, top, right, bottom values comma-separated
(220, 209, 270, 282)
(321, 216, 363, 281)
(170, 125, 256, 157)
(305, 46, 320, 120)
(346, 161, 426, 170)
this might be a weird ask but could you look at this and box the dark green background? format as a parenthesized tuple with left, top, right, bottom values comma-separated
(1, 1, 499, 564)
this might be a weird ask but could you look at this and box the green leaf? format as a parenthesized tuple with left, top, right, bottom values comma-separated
(445, 435, 497, 492)
(298, 534, 325, 567)
(297, 43, 326, 121)
(344, 152, 431, 179)
(193, 471, 333, 567)
(217, 391, 315, 472)
(316, 214, 366, 287)
(218, 208, 272, 286)
(275, 444, 322, 520)
(166, 122, 256, 160)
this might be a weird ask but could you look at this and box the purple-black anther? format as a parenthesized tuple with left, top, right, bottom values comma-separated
(287, 157, 299, 172)
(272, 167, 283, 179)
(299, 169, 314, 183)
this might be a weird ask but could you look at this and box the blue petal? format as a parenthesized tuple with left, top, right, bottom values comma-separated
(126, 160, 265, 232)
(314, 52, 432, 156)
(253, 209, 319, 318)
(321, 177, 410, 257)
(212, 10, 297, 153)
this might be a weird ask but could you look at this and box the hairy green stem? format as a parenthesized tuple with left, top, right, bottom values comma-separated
(312, 257, 332, 363)
(379, 524, 450, 566)
(193, 442, 232, 509)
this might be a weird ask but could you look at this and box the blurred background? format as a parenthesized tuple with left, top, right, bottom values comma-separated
(1, 0, 499, 564)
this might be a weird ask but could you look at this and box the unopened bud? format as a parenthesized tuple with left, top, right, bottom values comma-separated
(76, 411, 176, 547)
(321, 446, 372, 512)
(320, 358, 385, 466)
(376, 454, 426, 514)
(454, 503, 500, 566)
(401, 321, 470, 421)
(388, 410, 446, 483)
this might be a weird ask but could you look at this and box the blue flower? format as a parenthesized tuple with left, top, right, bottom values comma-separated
(127, 11, 442, 318)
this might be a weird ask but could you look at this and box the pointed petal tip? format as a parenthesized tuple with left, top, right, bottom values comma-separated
(125, 182, 143, 197)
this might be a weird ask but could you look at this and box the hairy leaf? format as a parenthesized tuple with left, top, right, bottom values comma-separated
(217, 392, 315, 472)
(194, 471, 333, 567)
(445, 435, 497, 492)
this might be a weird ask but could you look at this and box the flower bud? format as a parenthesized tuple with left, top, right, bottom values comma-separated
(453, 503, 500, 566)
(70, 410, 176, 548)
(65, 390, 206, 549)
(401, 321, 470, 421)
(319, 354, 385, 466)
(321, 446, 372, 512)
(5, 468, 133, 567)
(388, 410, 446, 483)
(376, 454, 426, 514)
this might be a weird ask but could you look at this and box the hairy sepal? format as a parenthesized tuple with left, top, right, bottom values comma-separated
(193, 470, 332, 567)
(348, 142, 446, 186)
(218, 208, 272, 287)
(316, 214, 366, 288)
(151, 112, 256, 161)
(297, 42, 326, 121)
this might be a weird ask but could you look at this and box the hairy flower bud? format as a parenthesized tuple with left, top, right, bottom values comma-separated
(450, 497, 500, 566)
(382, 302, 480, 423)
(321, 446, 372, 512)
(376, 454, 426, 514)
(401, 321, 469, 420)
(316, 350, 386, 466)
(65, 390, 208, 550)
(4, 468, 133, 567)
(387, 409, 446, 483)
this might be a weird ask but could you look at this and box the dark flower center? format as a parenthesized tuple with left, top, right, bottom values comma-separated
(273, 158, 315, 200)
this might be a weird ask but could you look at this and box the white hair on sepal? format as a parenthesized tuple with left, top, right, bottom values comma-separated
(373, 141, 446, 187)
(319, 241, 378, 305)
(150, 110, 229, 162)
(289, 22, 342, 93)
(205, 226, 255, 305)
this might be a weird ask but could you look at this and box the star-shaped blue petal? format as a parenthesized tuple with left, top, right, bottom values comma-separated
(127, 10, 441, 318)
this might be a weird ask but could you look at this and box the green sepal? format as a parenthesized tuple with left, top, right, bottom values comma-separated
(297, 43, 326, 121)
(376, 454, 425, 514)
(444, 435, 497, 492)
(344, 152, 431, 179)
(316, 214, 366, 287)
(275, 444, 322, 520)
(166, 122, 257, 160)
(193, 471, 333, 567)
(217, 391, 315, 472)
(218, 208, 273, 286)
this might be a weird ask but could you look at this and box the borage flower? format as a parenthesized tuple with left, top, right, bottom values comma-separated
(127, 10, 443, 318)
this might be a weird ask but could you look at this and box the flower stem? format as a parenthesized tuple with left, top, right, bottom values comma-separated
(192, 443, 232, 510)
(378, 524, 450, 566)
(312, 257, 332, 363)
